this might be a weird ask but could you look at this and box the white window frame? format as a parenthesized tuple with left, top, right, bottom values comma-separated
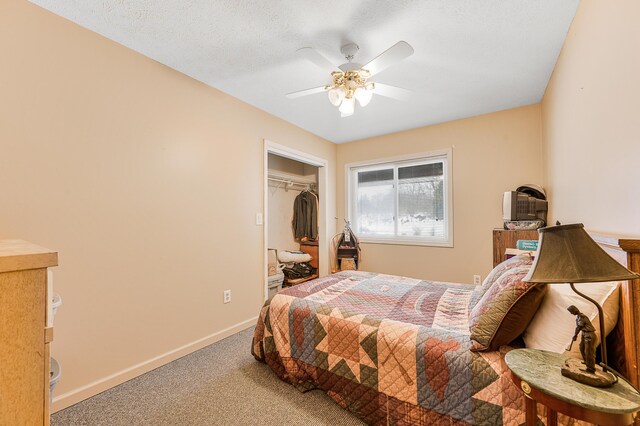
(345, 148, 453, 247)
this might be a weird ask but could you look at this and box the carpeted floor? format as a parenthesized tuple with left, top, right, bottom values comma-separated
(52, 327, 364, 425)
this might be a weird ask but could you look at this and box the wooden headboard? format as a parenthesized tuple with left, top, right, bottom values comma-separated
(591, 233, 640, 389)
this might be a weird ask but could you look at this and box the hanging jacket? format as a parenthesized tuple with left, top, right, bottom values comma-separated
(292, 191, 318, 241)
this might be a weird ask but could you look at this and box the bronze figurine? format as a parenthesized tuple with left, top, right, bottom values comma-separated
(566, 305, 597, 373)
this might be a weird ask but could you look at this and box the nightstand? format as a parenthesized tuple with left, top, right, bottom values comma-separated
(505, 349, 640, 426)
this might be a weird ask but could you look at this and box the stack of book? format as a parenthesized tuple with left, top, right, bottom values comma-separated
(505, 239, 539, 260)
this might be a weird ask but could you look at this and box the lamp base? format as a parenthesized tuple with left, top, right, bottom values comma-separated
(561, 358, 616, 387)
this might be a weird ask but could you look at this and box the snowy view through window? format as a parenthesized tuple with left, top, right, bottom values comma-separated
(354, 162, 445, 239)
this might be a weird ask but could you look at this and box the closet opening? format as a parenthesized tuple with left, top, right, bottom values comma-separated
(263, 140, 328, 302)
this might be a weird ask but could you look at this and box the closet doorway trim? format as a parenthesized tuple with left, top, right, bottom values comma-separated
(263, 139, 329, 302)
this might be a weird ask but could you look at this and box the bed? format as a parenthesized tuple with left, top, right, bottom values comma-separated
(252, 233, 640, 425)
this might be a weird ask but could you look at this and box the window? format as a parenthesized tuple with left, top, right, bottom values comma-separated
(347, 149, 452, 246)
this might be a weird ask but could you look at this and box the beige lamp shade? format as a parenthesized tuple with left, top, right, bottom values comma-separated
(523, 223, 640, 284)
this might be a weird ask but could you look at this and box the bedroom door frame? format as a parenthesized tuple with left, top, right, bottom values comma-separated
(263, 139, 329, 302)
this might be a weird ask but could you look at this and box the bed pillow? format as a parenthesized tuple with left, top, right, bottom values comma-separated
(469, 254, 535, 310)
(469, 266, 547, 351)
(479, 254, 534, 295)
(523, 281, 620, 358)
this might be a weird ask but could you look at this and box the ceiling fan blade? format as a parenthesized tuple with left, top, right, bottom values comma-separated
(363, 41, 414, 77)
(296, 47, 341, 73)
(285, 86, 328, 99)
(373, 83, 412, 101)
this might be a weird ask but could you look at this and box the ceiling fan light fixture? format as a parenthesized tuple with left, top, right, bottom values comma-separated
(328, 87, 345, 106)
(338, 97, 355, 116)
(355, 87, 373, 107)
(288, 41, 414, 117)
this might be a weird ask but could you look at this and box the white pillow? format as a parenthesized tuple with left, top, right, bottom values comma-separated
(523, 281, 620, 359)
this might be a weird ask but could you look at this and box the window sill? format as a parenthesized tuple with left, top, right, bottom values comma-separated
(357, 237, 453, 248)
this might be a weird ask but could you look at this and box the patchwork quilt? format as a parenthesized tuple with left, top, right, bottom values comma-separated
(251, 271, 575, 425)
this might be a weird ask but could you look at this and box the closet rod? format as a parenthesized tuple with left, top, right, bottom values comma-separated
(267, 176, 316, 188)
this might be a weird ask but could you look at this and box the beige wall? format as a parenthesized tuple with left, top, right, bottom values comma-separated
(0, 1, 336, 411)
(337, 105, 543, 283)
(542, 0, 640, 237)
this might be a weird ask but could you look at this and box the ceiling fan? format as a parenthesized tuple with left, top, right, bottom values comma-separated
(286, 41, 414, 117)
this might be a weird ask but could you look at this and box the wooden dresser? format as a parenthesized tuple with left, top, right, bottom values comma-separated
(492, 229, 539, 267)
(0, 240, 58, 425)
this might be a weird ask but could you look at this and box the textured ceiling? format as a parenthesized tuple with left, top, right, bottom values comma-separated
(30, 0, 580, 143)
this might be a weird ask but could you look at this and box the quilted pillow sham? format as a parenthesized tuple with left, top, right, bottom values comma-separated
(479, 253, 534, 295)
(469, 266, 547, 351)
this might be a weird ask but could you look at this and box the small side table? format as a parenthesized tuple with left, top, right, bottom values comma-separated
(505, 349, 640, 426)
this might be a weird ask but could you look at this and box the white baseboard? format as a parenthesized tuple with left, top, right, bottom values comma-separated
(52, 316, 258, 413)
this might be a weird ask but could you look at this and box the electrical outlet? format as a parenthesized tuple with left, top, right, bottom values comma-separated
(223, 289, 231, 304)
(473, 275, 481, 286)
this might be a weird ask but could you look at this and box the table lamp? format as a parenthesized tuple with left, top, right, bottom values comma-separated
(523, 223, 640, 387)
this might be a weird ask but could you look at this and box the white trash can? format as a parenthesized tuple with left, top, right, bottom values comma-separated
(50, 357, 61, 407)
(268, 272, 284, 299)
